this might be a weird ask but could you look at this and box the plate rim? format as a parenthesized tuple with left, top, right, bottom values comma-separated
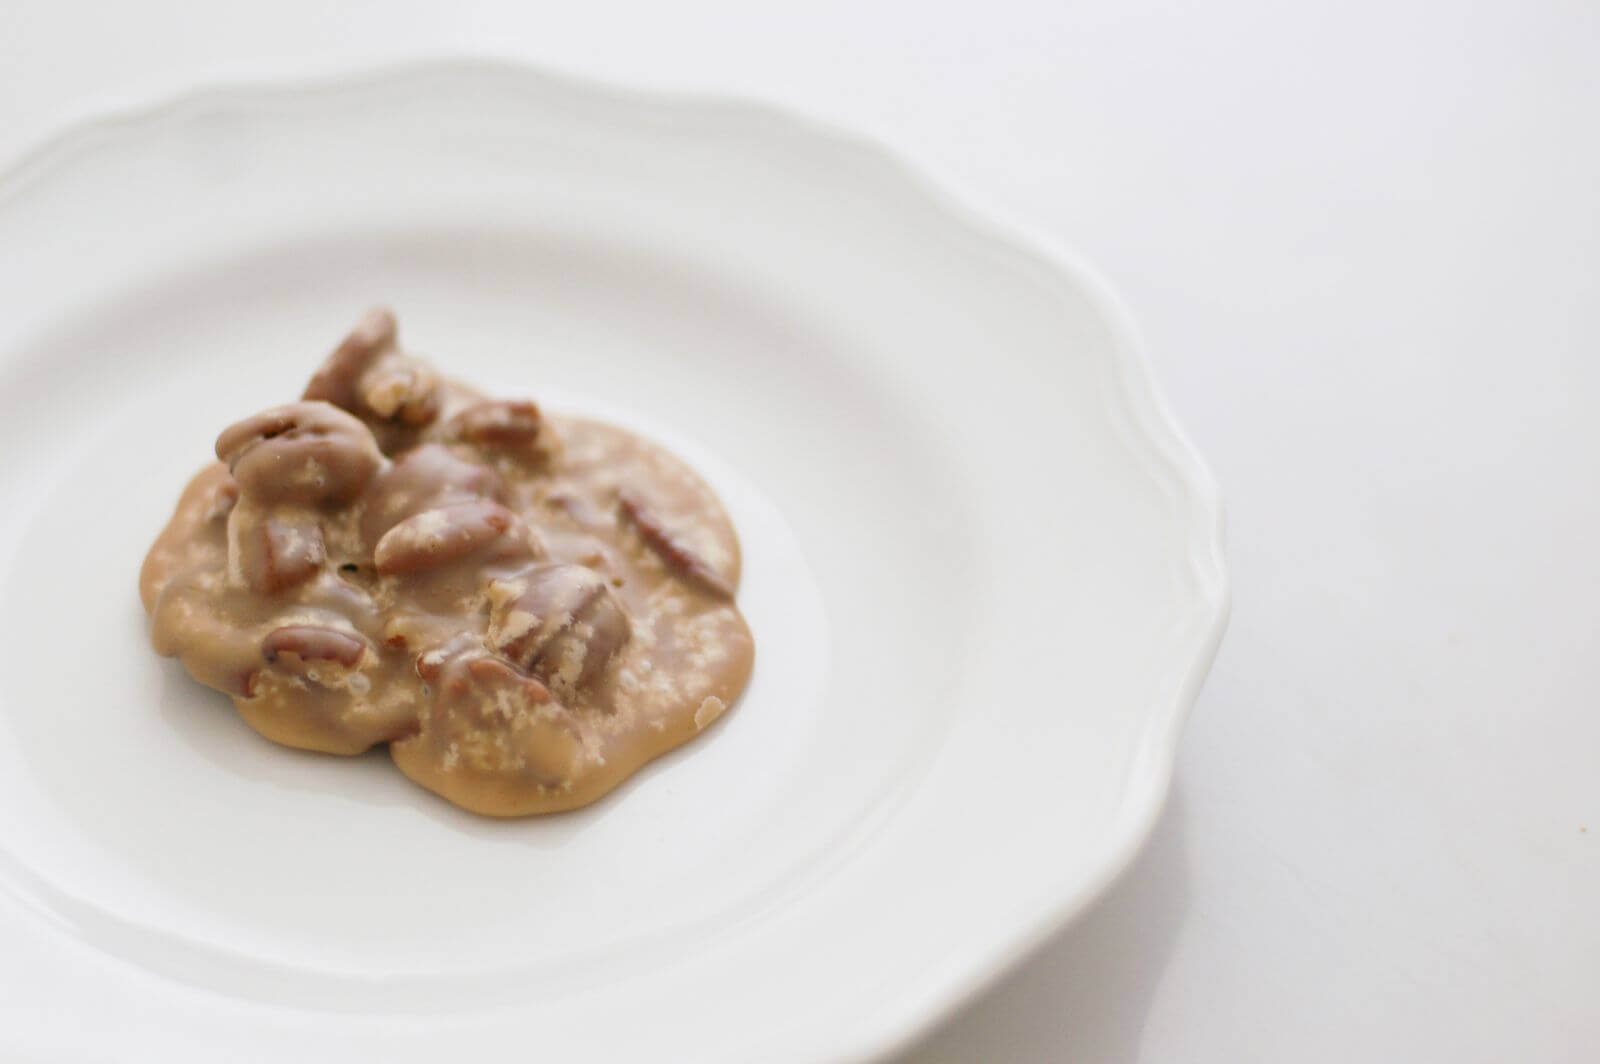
(0, 57, 1230, 1063)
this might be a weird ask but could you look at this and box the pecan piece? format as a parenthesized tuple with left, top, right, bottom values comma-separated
(215, 401, 383, 505)
(231, 508, 326, 594)
(373, 499, 528, 576)
(359, 361, 438, 425)
(487, 564, 631, 700)
(359, 442, 507, 543)
(262, 625, 367, 677)
(303, 306, 439, 427)
(402, 646, 583, 785)
(421, 650, 554, 709)
(617, 489, 734, 599)
(444, 399, 542, 449)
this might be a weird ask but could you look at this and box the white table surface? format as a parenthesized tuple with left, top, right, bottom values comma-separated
(3, 2, 1596, 1060)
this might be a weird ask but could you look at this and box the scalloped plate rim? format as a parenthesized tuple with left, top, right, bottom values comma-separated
(0, 57, 1229, 1064)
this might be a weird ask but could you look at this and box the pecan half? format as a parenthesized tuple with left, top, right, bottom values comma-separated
(262, 625, 367, 676)
(215, 401, 383, 505)
(487, 564, 631, 700)
(419, 649, 553, 708)
(443, 399, 542, 449)
(373, 499, 528, 576)
(359, 442, 507, 544)
(232, 508, 326, 594)
(617, 489, 733, 599)
(405, 647, 583, 784)
(304, 306, 439, 428)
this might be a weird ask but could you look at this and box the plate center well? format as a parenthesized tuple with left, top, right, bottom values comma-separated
(0, 231, 976, 1002)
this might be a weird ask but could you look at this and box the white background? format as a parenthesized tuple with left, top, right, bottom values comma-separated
(2, 2, 1596, 1060)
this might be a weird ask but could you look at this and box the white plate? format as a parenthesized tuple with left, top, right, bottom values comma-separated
(0, 61, 1226, 1062)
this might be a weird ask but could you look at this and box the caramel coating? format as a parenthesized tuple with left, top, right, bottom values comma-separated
(142, 309, 754, 815)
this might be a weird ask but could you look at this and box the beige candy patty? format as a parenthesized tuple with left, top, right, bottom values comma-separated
(141, 308, 754, 816)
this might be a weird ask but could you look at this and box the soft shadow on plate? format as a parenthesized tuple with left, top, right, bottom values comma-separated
(897, 791, 1193, 1063)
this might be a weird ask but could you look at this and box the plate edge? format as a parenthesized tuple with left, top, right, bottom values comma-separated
(0, 56, 1231, 1064)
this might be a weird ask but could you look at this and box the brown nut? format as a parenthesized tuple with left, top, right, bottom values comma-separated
(301, 306, 394, 411)
(359, 360, 438, 426)
(231, 508, 326, 594)
(304, 307, 439, 427)
(405, 647, 583, 785)
(444, 400, 543, 449)
(360, 442, 507, 544)
(415, 645, 552, 707)
(374, 499, 529, 576)
(215, 401, 383, 505)
(413, 635, 478, 686)
(487, 564, 632, 701)
(262, 625, 367, 678)
(618, 488, 734, 599)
